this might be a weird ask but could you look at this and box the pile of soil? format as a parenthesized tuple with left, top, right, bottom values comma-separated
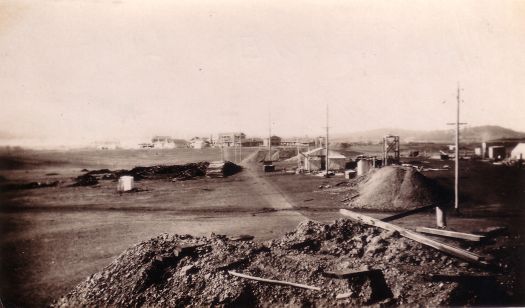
(73, 162, 213, 186)
(1, 180, 60, 191)
(206, 161, 243, 178)
(53, 220, 508, 307)
(351, 166, 451, 211)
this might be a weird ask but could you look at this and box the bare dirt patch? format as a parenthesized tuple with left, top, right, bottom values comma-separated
(55, 219, 514, 307)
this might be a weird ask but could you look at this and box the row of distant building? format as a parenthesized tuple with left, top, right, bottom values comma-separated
(94, 133, 326, 150)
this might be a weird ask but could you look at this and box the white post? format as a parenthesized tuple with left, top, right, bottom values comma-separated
(436, 206, 447, 228)
(117, 176, 134, 192)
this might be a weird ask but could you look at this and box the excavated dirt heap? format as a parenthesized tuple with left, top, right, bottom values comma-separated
(72, 162, 241, 186)
(53, 220, 503, 307)
(351, 166, 450, 211)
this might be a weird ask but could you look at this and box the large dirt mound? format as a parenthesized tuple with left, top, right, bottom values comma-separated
(351, 166, 450, 211)
(54, 220, 503, 307)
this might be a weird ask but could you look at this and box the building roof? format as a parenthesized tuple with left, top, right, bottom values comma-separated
(303, 147, 346, 159)
(511, 143, 525, 154)
(218, 132, 245, 136)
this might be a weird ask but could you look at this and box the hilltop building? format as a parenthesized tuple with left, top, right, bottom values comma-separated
(242, 138, 264, 147)
(152, 136, 188, 149)
(218, 132, 245, 147)
(190, 137, 211, 149)
(263, 136, 282, 147)
(280, 138, 316, 147)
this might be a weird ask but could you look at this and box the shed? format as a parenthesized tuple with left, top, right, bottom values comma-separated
(302, 147, 347, 171)
(511, 143, 525, 160)
(488, 146, 506, 160)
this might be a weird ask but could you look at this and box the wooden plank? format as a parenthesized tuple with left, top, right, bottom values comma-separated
(336, 292, 352, 299)
(428, 274, 494, 282)
(228, 271, 321, 291)
(228, 234, 255, 241)
(476, 226, 508, 237)
(415, 227, 486, 242)
(380, 205, 434, 222)
(323, 268, 380, 279)
(339, 209, 486, 264)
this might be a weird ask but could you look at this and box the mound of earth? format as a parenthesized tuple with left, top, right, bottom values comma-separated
(351, 166, 450, 211)
(53, 220, 507, 307)
(73, 161, 241, 186)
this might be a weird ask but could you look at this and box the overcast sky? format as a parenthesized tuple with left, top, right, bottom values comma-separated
(0, 0, 524, 145)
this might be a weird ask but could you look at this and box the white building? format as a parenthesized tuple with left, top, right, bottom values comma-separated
(511, 143, 525, 160)
(301, 147, 347, 171)
(151, 136, 187, 149)
(190, 138, 210, 149)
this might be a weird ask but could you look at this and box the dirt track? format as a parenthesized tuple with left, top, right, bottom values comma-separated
(0, 149, 313, 307)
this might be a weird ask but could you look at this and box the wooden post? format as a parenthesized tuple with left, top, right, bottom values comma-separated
(339, 209, 486, 264)
(415, 227, 485, 242)
(436, 206, 447, 228)
(228, 271, 321, 291)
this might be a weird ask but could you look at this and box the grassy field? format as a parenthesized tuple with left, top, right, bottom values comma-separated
(0, 147, 259, 171)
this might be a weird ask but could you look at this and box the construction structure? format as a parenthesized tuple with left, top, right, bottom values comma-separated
(382, 135, 400, 166)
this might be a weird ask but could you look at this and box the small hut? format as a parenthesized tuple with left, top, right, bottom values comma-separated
(302, 147, 347, 171)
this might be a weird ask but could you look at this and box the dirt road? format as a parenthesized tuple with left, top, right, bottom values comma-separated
(0, 150, 310, 307)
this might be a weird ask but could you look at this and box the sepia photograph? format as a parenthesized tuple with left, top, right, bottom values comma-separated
(0, 0, 524, 306)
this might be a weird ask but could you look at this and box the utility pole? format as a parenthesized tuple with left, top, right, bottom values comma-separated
(239, 134, 242, 163)
(447, 84, 467, 213)
(268, 109, 272, 163)
(296, 137, 300, 169)
(325, 104, 329, 177)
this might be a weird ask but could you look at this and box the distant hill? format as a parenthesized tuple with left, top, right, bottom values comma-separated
(0, 131, 18, 140)
(331, 125, 525, 144)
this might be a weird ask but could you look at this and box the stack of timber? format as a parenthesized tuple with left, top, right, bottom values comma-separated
(206, 161, 242, 178)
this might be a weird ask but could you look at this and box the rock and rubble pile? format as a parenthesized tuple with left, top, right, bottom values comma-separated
(206, 161, 243, 178)
(54, 219, 506, 307)
(72, 162, 225, 186)
(349, 166, 451, 211)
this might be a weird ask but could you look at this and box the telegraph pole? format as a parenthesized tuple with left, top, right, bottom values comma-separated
(239, 134, 242, 163)
(268, 109, 272, 162)
(325, 104, 330, 177)
(447, 84, 467, 213)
